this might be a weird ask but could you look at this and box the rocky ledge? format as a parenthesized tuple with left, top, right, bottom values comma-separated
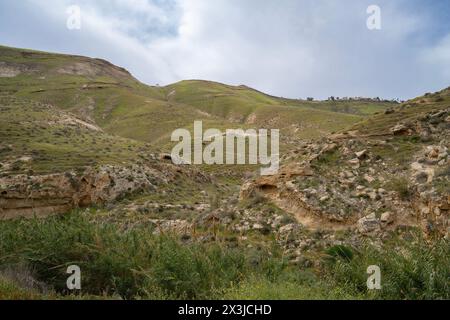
(0, 165, 168, 219)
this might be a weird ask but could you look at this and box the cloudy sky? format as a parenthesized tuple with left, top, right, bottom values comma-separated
(0, 0, 449, 99)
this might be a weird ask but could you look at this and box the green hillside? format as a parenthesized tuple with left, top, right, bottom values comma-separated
(0, 45, 448, 302)
(0, 94, 151, 175)
(0, 45, 396, 150)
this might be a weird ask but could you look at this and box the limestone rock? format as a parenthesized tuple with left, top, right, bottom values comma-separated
(357, 213, 380, 234)
(380, 212, 394, 225)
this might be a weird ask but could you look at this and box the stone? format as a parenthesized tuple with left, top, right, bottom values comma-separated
(390, 124, 410, 136)
(344, 170, 354, 178)
(322, 143, 338, 153)
(357, 213, 380, 234)
(411, 162, 435, 184)
(279, 223, 297, 234)
(286, 181, 297, 191)
(252, 223, 264, 230)
(368, 191, 379, 200)
(348, 158, 360, 169)
(0, 165, 165, 219)
(380, 212, 394, 225)
(355, 150, 368, 159)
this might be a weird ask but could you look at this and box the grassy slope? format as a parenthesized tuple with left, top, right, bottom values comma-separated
(164, 80, 394, 139)
(0, 45, 395, 150)
(0, 46, 449, 301)
(0, 94, 149, 175)
(351, 87, 450, 135)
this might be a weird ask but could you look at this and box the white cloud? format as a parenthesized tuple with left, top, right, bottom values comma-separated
(422, 34, 450, 79)
(1, 0, 449, 99)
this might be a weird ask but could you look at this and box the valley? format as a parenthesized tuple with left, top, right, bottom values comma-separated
(0, 45, 448, 300)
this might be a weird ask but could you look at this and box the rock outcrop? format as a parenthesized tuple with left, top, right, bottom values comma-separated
(240, 107, 450, 238)
(0, 165, 166, 219)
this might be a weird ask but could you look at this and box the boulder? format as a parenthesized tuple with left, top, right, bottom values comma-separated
(390, 124, 410, 136)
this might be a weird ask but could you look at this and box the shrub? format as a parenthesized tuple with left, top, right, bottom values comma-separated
(325, 245, 354, 263)
(325, 237, 450, 300)
(0, 212, 281, 299)
(387, 177, 411, 200)
(242, 189, 267, 208)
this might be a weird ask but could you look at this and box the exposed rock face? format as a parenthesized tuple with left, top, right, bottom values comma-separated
(0, 62, 38, 77)
(390, 124, 411, 136)
(0, 165, 165, 219)
(381, 212, 394, 225)
(241, 107, 449, 238)
(239, 165, 313, 200)
(56, 59, 133, 80)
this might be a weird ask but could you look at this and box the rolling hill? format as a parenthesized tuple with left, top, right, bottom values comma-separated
(0, 45, 395, 149)
(0, 44, 448, 300)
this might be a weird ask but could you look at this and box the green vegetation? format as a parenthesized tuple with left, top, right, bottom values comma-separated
(0, 45, 397, 176)
(327, 238, 450, 300)
(351, 87, 450, 136)
(0, 45, 395, 153)
(1, 45, 448, 301)
(0, 95, 150, 174)
(386, 177, 412, 200)
(0, 212, 447, 300)
(0, 212, 287, 299)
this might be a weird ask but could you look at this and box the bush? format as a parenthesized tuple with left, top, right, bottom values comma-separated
(140, 238, 248, 299)
(325, 237, 450, 300)
(325, 245, 354, 263)
(387, 177, 411, 200)
(1, 212, 448, 300)
(242, 189, 267, 208)
(0, 212, 282, 299)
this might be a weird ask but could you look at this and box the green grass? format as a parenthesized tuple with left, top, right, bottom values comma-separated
(385, 177, 412, 200)
(0, 211, 447, 300)
(325, 237, 450, 300)
(0, 95, 151, 174)
(221, 274, 362, 300)
(0, 211, 287, 299)
(0, 277, 47, 300)
(1, 45, 396, 154)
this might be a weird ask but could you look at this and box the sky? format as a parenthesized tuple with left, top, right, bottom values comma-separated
(0, 0, 449, 100)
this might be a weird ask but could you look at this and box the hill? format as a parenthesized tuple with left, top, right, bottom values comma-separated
(0, 45, 395, 147)
(243, 87, 449, 236)
(0, 45, 448, 300)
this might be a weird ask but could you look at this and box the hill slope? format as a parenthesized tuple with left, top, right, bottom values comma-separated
(243, 87, 449, 237)
(0, 45, 395, 147)
(0, 45, 448, 301)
